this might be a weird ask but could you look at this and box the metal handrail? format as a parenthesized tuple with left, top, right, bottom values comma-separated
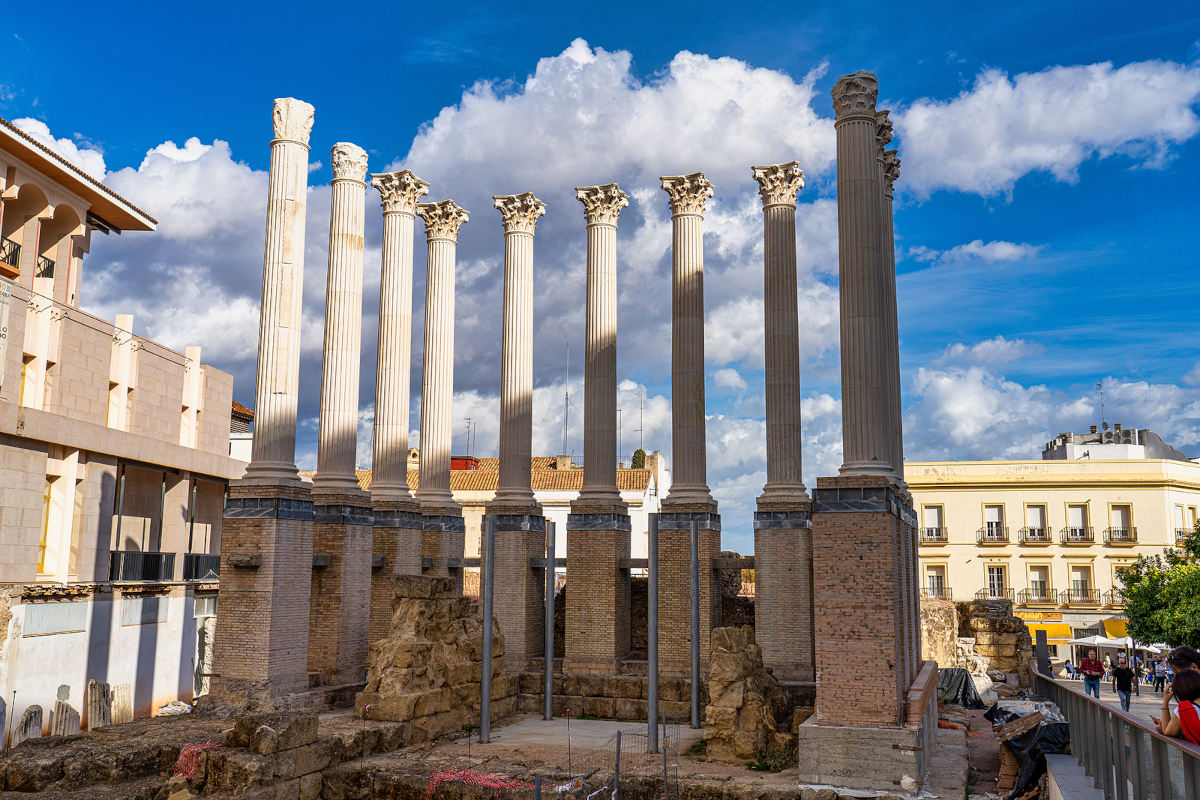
(1176, 528, 1191, 546)
(182, 553, 220, 581)
(975, 587, 1014, 601)
(1060, 526, 1095, 543)
(920, 527, 947, 543)
(976, 526, 1010, 544)
(1019, 526, 1052, 544)
(921, 586, 953, 600)
(1017, 587, 1058, 605)
(0, 236, 19, 268)
(1102, 589, 1125, 607)
(1104, 527, 1138, 544)
(1065, 588, 1102, 606)
(1029, 659, 1200, 798)
(35, 254, 54, 279)
(109, 550, 175, 582)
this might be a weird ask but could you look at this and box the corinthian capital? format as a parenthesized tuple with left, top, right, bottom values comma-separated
(331, 143, 368, 182)
(831, 70, 878, 121)
(659, 172, 715, 216)
(876, 110, 893, 157)
(416, 200, 470, 241)
(575, 183, 629, 226)
(371, 170, 430, 214)
(883, 150, 901, 196)
(272, 97, 315, 145)
(750, 162, 805, 208)
(493, 192, 546, 234)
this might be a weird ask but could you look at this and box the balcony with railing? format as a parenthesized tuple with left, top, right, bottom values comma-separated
(182, 553, 220, 581)
(1102, 589, 1126, 607)
(1177, 528, 1192, 546)
(920, 526, 948, 544)
(976, 525, 1009, 545)
(109, 550, 176, 582)
(1016, 587, 1058, 606)
(1060, 526, 1094, 544)
(975, 587, 1014, 601)
(34, 254, 54, 279)
(1103, 527, 1137, 545)
(0, 236, 19, 273)
(1064, 587, 1101, 607)
(921, 586, 953, 600)
(1018, 526, 1052, 545)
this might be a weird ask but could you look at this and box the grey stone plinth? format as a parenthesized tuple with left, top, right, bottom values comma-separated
(657, 511, 721, 531)
(313, 504, 373, 525)
(567, 513, 631, 531)
(422, 514, 466, 533)
(753, 510, 812, 529)
(493, 514, 548, 532)
(796, 718, 927, 795)
(225, 496, 315, 521)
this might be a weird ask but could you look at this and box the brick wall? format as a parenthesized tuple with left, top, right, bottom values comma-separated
(308, 492, 372, 687)
(658, 523, 721, 677)
(753, 522, 814, 682)
(565, 526, 631, 675)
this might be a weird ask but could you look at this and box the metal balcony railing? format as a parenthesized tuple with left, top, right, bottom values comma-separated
(182, 553, 220, 581)
(1060, 526, 1095, 544)
(1017, 587, 1058, 605)
(1065, 588, 1101, 606)
(976, 526, 1009, 544)
(1018, 526, 1052, 544)
(921, 586, 953, 600)
(975, 587, 1014, 601)
(1102, 589, 1126, 607)
(109, 550, 175, 582)
(1029, 660, 1200, 799)
(920, 527, 947, 543)
(0, 236, 19, 268)
(34, 254, 54, 279)
(1176, 528, 1191, 546)
(1104, 527, 1137, 544)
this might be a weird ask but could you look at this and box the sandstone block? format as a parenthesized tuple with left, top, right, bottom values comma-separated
(229, 713, 319, 751)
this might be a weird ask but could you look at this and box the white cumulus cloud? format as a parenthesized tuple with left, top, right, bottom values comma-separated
(11, 117, 107, 179)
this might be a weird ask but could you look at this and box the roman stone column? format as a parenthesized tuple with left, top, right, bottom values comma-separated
(308, 142, 372, 687)
(211, 98, 317, 711)
(658, 173, 721, 676)
(487, 192, 548, 670)
(750, 161, 814, 682)
(367, 170, 428, 644)
(416, 199, 469, 587)
(566, 183, 632, 675)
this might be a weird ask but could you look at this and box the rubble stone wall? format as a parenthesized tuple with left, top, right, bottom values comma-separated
(956, 599, 1033, 684)
(919, 598, 958, 668)
(703, 625, 793, 761)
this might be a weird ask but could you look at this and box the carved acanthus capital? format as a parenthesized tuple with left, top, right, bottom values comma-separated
(272, 97, 315, 145)
(883, 150, 901, 196)
(575, 183, 629, 226)
(416, 200, 470, 241)
(831, 70, 879, 121)
(493, 192, 546, 234)
(750, 162, 805, 208)
(371, 170, 430, 214)
(659, 172, 714, 216)
(875, 110, 893, 158)
(331, 143, 368, 182)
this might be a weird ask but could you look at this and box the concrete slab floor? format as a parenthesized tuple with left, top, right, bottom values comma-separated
(460, 716, 706, 751)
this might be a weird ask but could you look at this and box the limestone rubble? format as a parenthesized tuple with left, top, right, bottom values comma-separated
(703, 625, 792, 761)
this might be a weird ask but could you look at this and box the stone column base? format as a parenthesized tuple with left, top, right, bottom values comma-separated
(484, 513, 547, 672)
(369, 499, 423, 646)
(564, 512, 631, 675)
(656, 510, 721, 677)
(208, 482, 315, 710)
(308, 490, 373, 687)
(753, 505, 813, 682)
(422, 512, 466, 594)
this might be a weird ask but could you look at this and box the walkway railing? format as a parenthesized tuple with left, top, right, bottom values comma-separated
(110, 550, 175, 582)
(1030, 661, 1200, 798)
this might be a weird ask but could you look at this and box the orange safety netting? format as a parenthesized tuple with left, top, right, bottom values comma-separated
(172, 741, 222, 779)
(427, 767, 535, 798)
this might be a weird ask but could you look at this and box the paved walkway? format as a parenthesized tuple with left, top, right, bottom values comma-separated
(1060, 676, 1164, 719)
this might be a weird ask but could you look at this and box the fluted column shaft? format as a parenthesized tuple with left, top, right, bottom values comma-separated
(879, 148, 904, 479)
(833, 79, 896, 480)
(580, 222, 620, 505)
(245, 98, 314, 484)
(313, 144, 369, 491)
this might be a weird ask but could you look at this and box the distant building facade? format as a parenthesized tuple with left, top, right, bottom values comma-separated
(909, 426, 1200, 654)
(0, 116, 243, 736)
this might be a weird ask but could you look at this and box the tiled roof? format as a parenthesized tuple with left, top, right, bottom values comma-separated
(231, 400, 255, 420)
(298, 464, 652, 494)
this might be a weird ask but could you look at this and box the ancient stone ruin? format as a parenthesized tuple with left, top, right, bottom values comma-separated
(703, 626, 793, 762)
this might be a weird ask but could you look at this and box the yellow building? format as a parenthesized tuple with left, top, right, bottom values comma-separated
(908, 426, 1200, 648)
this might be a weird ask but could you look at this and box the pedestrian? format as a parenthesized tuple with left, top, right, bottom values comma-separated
(1064, 658, 1075, 679)
(1103, 653, 1113, 680)
(1080, 648, 1104, 699)
(1153, 668, 1200, 744)
(1112, 654, 1137, 712)
(1167, 646, 1200, 674)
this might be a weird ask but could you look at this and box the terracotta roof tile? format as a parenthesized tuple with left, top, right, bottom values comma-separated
(231, 400, 255, 420)
(299, 462, 652, 495)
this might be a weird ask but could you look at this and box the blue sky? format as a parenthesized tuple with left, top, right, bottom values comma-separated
(4, 2, 1200, 552)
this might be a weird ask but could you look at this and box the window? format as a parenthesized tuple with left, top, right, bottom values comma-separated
(983, 505, 1005, 540)
(1028, 566, 1050, 600)
(925, 566, 947, 599)
(23, 601, 87, 636)
(1070, 566, 1093, 602)
(1066, 505, 1089, 540)
(987, 566, 1007, 598)
(1024, 505, 1048, 540)
(121, 596, 168, 626)
(1109, 505, 1133, 542)
(922, 506, 944, 541)
(194, 595, 217, 618)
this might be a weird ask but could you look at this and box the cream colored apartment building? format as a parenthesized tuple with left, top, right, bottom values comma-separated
(0, 115, 244, 737)
(909, 426, 1200, 645)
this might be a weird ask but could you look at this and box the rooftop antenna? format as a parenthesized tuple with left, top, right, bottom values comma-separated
(1096, 381, 1106, 430)
(563, 342, 570, 455)
(465, 417, 474, 458)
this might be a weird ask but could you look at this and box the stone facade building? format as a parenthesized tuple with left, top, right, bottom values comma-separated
(0, 115, 243, 737)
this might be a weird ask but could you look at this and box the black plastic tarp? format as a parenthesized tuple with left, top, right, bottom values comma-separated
(1003, 721, 1071, 800)
(937, 667, 985, 709)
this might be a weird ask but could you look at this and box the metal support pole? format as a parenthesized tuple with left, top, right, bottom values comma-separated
(689, 519, 700, 729)
(481, 514, 495, 743)
(614, 730, 621, 800)
(112, 466, 126, 555)
(534, 776, 542, 800)
(186, 478, 197, 553)
(647, 513, 659, 752)
(544, 520, 556, 720)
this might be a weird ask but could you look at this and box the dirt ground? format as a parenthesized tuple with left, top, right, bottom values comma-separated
(964, 708, 1002, 797)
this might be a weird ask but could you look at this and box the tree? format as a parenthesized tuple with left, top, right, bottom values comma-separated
(1117, 521, 1200, 648)
(631, 448, 646, 469)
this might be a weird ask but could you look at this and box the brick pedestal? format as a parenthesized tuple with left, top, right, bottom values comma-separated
(209, 483, 315, 709)
(657, 511, 721, 677)
(752, 505, 813, 682)
(483, 513, 547, 672)
(308, 490, 373, 686)
(369, 499, 422, 646)
(565, 513, 631, 675)
(422, 512, 465, 594)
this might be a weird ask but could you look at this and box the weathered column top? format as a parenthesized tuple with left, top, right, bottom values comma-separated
(331, 143, 368, 184)
(271, 97, 314, 147)
(875, 109, 893, 157)
(659, 172, 714, 217)
(493, 192, 546, 234)
(575, 183, 628, 226)
(416, 200, 470, 242)
(751, 162, 805, 208)
(883, 151, 901, 198)
(371, 170, 429, 215)
(831, 70, 879, 122)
